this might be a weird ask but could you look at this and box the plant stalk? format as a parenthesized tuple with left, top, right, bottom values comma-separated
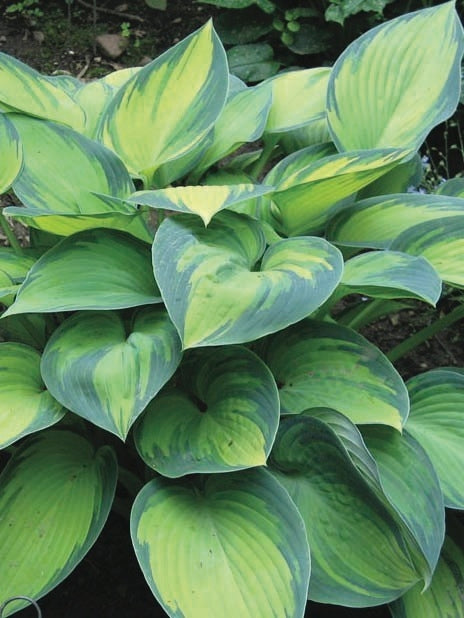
(249, 135, 280, 181)
(0, 210, 23, 254)
(387, 304, 464, 362)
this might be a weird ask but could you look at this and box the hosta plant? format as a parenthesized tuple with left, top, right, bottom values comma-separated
(1, 2, 464, 616)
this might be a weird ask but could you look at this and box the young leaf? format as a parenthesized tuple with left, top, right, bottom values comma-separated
(269, 416, 420, 606)
(131, 469, 310, 618)
(3, 229, 161, 317)
(327, 2, 464, 151)
(153, 211, 343, 348)
(341, 250, 442, 305)
(0, 430, 117, 615)
(41, 308, 182, 440)
(257, 320, 409, 429)
(391, 217, 464, 288)
(0, 343, 65, 448)
(128, 183, 274, 226)
(98, 21, 228, 181)
(405, 369, 464, 508)
(327, 193, 464, 249)
(134, 346, 279, 476)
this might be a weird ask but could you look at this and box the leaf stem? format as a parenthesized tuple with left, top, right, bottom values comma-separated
(387, 304, 464, 363)
(0, 210, 23, 254)
(249, 134, 280, 181)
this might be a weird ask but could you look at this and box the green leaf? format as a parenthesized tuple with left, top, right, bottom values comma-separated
(269, 415, 420, 606)
(0, 52, 85, 129)
(405, 369, 464, 508)
(41, 307, 182, 439)
(0, 313, 56, 350)
(358, 154, 423, 199)
(3, 229, 160, 317)
(128, 183, 274, 226)
(391, 217, 464, 288)
(98, 22, 228, 181)
(279, 118, 331, 155)
(266, 146, 407, 235)
(153, 211, 343, 348)
(341, 250, 442, 304)
(257, 320, 409, 429)
(131, 468, 310, 618)
(0, 430, 117, 615)
(327, 3, 464, 151)
(0, 343, 65, 449)
(0, 113, 22, 193)
(361, 425, 445, 581)
(435, 176, 464, 198)
(390, 518, 464, 617)
(134, 346, 279, 476)
(327, 193, 464, 249)
(264, 68, 330, 134)
(193, 84, 273, 175)
(227, 43, 280, 82)
(0, 248, 36, 303)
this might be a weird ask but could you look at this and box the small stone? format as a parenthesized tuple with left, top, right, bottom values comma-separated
(172, 17, 182, 23)
(32, 30, 45, 44)
(0, 35, 6, 44)
(95, 33, 129, 60)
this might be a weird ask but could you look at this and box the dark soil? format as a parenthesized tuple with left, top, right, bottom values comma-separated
(1, 1, 463, 617)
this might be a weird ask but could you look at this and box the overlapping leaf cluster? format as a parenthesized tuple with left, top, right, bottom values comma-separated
(1, 3, 464, 616)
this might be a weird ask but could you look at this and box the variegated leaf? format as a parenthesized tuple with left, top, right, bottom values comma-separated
(341, 250, 441, 304)
(0, 113, 22, 192)
(153, 211, 343, 348)
(3, 229, 160, 317)
(98, 22, 228, 182)
(128, 183, 273, 226)
(435, 176, 464, 197)
(0, 430, 117, 615)
(391, 217, 464, 288)
(41, 307, 182, 439)
(405, 369, 464, 508)
(269, 416, 420, 606)
(327, 193, 464, 248)
(327, 3, 464, 151)
(131, 469, 310, 618)
(358, 154, 423, 199)
(0, 343, 65, 449)
(264, 67, 330, 134)
(257, 320, 409, 429)
(134, 346, 279, 476)
(265, 146, 407, 235)
(0, 52, 85, 128)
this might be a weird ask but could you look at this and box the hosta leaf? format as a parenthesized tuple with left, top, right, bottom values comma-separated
(193, 83, 272, 175)
(405, 369, 464, 508)
(0, 430, 117, 615)
(0, 114, 22, 192)
(41, 307, 182, 439)
(391, 217, 464, 288)
(361, 425, 445, 580)
(435, 176, 464, 197)
(131, 468, 310, 618)
(3, 229, 160, 317)
(0, 52, 85, 128)
(279, 118, 331, 155)
(390, 518, 464, 617)
(0, 248, 36, 303)
(358, 153, 423, 199)
(227, 43, 280, 83)
(201, 169, 261, 217)
(128, 184, 273, 226)
(0, 343, 65, 449)
(0, 313, 56, 350)
(327, 3, 464, 151)
(264, 68, 330, 134)
(7, 114, 134, 217)
(341, 250, 441, 304)
(257, 320, 409, 429)
(267, 147, 407, 235)
(153, 211, 343, 348)
(134, 346, 279, 476)
(327, 193, 464, 248)
(98, 22, 228, 181)
(269, 416, 420, 606)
